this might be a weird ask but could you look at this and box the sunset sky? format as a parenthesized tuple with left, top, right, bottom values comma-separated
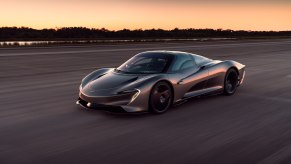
(1, 0, 291, 31)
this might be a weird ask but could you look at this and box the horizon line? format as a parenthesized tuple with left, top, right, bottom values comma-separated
(1, 26, 291, 32)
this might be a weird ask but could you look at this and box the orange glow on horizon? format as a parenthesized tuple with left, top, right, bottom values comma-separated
(0, 0, 291, 31)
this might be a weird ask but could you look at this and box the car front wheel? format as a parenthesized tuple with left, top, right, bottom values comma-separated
(149, 82, 173, 114)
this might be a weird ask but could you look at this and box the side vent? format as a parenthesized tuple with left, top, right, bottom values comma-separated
(93, 73, 106, 80)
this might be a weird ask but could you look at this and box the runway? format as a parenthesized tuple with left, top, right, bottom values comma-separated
(1, 39, 291, 163)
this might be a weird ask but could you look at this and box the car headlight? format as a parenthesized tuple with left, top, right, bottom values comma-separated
(118, 89, 140, 104)
(117, 89, 138, 94)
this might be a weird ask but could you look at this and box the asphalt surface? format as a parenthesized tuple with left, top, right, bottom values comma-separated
(1, 39, 291, 164)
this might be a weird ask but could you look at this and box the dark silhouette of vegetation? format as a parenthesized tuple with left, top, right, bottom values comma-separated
(1, 27, 291, 41)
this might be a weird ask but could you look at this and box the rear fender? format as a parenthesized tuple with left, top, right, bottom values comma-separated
(207, 60, 245, 88)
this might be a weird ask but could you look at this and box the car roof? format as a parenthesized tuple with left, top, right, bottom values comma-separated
(139, 50, 190, 56)
(139, 50, 208, 58)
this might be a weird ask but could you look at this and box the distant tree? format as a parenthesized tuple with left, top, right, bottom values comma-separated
(0, 27, 290, 41)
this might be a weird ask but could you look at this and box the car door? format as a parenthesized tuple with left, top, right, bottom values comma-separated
(177, 54, 209, 98)
(169, 54, 208, 100)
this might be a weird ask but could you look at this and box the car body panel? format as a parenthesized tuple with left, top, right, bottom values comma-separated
(77, 51, 246, 113)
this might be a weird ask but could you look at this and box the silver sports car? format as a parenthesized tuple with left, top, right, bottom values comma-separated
(77, 51, 245, 114)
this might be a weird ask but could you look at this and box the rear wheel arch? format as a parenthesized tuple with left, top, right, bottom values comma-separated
(229, 66, 239, 76)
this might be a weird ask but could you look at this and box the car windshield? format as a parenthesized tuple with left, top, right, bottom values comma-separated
(116, 53, 173, 74)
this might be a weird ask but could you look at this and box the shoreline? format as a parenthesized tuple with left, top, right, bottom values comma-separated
(1, 36, 290, 48)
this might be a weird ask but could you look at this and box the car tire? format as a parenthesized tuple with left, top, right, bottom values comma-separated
(149, 81, 173, 114)
(223, 68, 239, 96)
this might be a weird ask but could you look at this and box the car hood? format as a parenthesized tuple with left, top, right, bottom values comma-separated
(81, 71, 147, 95)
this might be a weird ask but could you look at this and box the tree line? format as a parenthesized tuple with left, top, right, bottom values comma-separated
(0, 27, 291, 41)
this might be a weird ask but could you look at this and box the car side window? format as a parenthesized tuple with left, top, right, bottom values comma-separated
(192, 54, 211, 66)
(170, 54, 196, 72)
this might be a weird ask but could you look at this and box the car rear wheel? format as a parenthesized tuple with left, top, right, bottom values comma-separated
(224, 68, 239, 95)
(149, 82, 173, 114)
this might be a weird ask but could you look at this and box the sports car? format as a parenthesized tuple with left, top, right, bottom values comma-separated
(77, 51, 245, 114)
